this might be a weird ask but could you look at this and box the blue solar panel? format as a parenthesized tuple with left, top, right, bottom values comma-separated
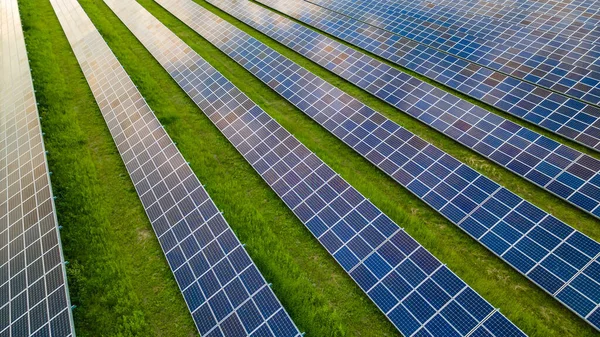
(344, 0, 600, 73)
(157, 0, 600, 330)
(50, 0, 301, 336)
(104, 0, 527, 335)
(208, 0, 600, 222)
(408, 0, 600, 47)
(306, 0, 600, 106)
(255, 0, 600, 152)
(1, 1, 75, 336)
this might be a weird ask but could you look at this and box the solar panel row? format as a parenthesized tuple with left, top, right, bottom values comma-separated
(423, 0, 600, 45)
(156, 0, 600, 330)
(307, 0, 600, 107)
(103, 0, 527, 335)
(49, 1, 301, 336)
(208, 0, 600, 220)
(255, 0, 600, 153)
(0, 0, 75, 336)
(307, 0, 600, 104)
(342, 0, 600, 73)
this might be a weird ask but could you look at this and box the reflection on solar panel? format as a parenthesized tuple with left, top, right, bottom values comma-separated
(420, 0, 600, 46)
(306, 0, 600, 106)
(154, 0, 600, 330)
(208, 0, 600, 222)
(49, 0, 301, 336)
(103, 0, 527, 335)
(350, 0, 600, 73)
(0, 0, 75, 336)
(255, 0, 600, 151)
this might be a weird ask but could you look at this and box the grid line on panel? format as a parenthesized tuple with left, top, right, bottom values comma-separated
(49, 0, 301, 336)
(104, 0, 527, 336)
(305, 0, 600, 107)
(159, 0, 600, 331)
(1, 0, 75, 336)
(555, 251, 600, 297)
(255, 0, 600, 152)
(209, 0, 600, 226)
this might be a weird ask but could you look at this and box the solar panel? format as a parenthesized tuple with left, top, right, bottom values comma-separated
(102, 0, 527, 335)
(255, 0, 600, 152)
(208, 0, 600, 222)
(353, 0, 600, 73)
(49, 0, 301, 336)
(155, 0, 600, 330)
(419, 0, 600, 46)
(0, 1, 75, 336)
(306, 0, 600, 107)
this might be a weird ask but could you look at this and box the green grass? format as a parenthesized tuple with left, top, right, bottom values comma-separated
(19, 0, 600, 336)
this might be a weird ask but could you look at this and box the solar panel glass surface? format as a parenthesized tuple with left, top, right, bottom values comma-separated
(414, 0, 600, 45)
(155, 0, 600, 330)
(208, 0, 600, 219)
(306, 0, 600, 106)
(0, 1, 74, 335)
(345, 0, 600, 73)
(103, 0, 527, 335)
(255, 0, 600, 152)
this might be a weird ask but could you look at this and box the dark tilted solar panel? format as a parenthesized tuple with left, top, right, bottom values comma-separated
(307, 0, 600, 107)
(49, 0, 301, 336)
(208, 0, 600, 225)
(0, 1, 75, 336)
(157, 0, 600, 330)
(343, 0, 600, 73)
(255, 0, 600, 152)
(419, 0, 600, 46)
(103, 0, 528, 335)
(306, 0, 600, 107)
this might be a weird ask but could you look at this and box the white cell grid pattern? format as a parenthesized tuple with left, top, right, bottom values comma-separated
(339, 0, 600, 73)
(155, 0, 600, 331)
(210, 0, 600, 221)
(306, 0, 600, 107)
(417, 0, 600, 46)
(256, 0, 600, 153)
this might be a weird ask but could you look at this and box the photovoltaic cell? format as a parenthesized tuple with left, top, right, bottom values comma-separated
(255, 0, 600, 152)
(345, 0, 600, 73)
(306, 0, 600, 107)
(103, 0, 526, 335)
(49, 0, 300, 336)
(155, 0, 600, 330)
(209, 0, 600, 223)
(0, 0, 75, 336)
